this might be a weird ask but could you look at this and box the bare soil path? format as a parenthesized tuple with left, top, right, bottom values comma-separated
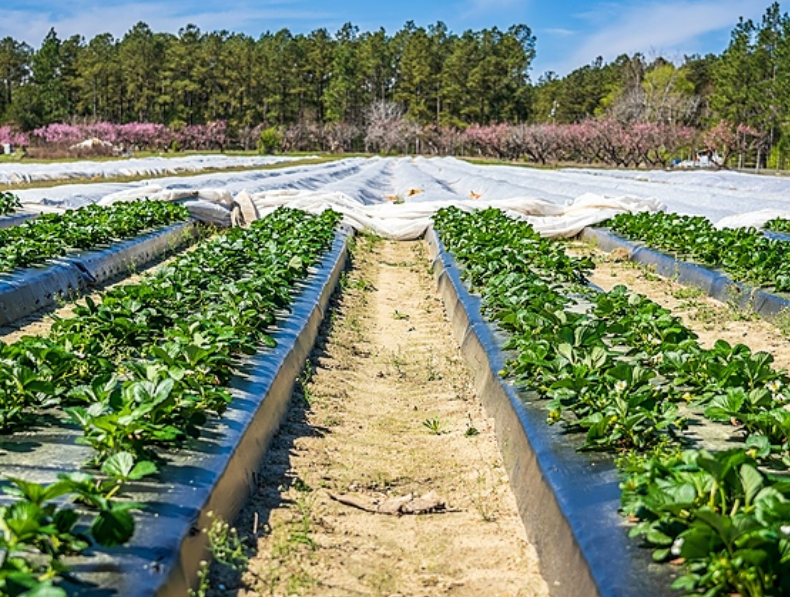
(205, 237, 548, 597)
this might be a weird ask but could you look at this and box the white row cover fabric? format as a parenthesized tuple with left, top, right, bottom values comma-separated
(20, 156, 790, 238)
(715, 209, 790, 230)
(0, 154, 309, 185)
(86, 179, 668, 238)
(243, 189, 666, 239)
(102, 188, 660, 239)
(12, 156, 669, 238)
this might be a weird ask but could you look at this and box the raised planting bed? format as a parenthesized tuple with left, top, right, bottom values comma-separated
(429, 207, 790, 597)
(0, 213, 38, 230)
(0, 200, 191, 275)
(0, 192, 37, 229)
(0, 208, 348, 597)
(580, 227, 790, 322)
(0, 201, 199, 327)
(600, 212, 790, 290)
(0, 220, 200, 327)
(426, 221, 674, 597)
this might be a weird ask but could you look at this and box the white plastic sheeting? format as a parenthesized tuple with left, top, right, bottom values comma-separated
(14, 158, 369, 209)
(248, 190, 664, 240)
(14, 156, 790, 238)
(96, 182, 664, 239)
(716, 209, 790, 230)
(0, 154, 310, 185)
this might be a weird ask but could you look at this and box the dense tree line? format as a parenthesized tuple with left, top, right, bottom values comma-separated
(3, 3, 790, 167)
(0, 22, 534, 133)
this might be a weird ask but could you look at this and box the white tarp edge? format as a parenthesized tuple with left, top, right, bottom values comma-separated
(243, 189, 665, 239)
(19, 186, 667, 239)
(715, 209, 790, 230)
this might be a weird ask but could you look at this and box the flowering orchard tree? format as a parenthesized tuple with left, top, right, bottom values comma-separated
(172, 121, 228, 151)
(0, 126, 29, 146)
(21, 117, 696, 164)
(700, 120, 767, 168)
(460, 120, 696, 167)
(464, 123, 511, 158)
(116, 123, 171, 149)
(702, 120, 738, 167)
(31, 123, 84, 145)
(25, 121, 229, 151)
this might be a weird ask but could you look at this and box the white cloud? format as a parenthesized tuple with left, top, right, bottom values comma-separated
(545, 0, 768, 75)
(544, 27, 575, 37)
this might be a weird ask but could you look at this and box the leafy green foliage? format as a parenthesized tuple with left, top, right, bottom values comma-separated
(621, 449, 790, 597)
(0, 22, 535, 131)
(0, 207, 342, 464)
(764, 218, 790, 234)
(608, 211, 790, 291)
(0, 192, 21, 216)
(433, 206, 790, 596)
(0, 472, 142, 597)
(257, 127, 281, 154)
(0, 206, 342, 596)
(0, 199, 189, 273)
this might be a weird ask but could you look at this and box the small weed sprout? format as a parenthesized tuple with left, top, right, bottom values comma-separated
(205, 511, 249, 570)
(726, 289, 759, 322)
(351, 276, 376, 291)
(126, 257, 138, 277)
(422, 416, 445, 435)
(389, 348, 407, 377)
(464, 414, 479, 437)
(671, 285, 704, 300)
(297, 362, 315, 406)
(425, 349, 442, 381)
(189, 511, 250, 597)
(775, 308, 790, 337)
(465, 469, 497, 522)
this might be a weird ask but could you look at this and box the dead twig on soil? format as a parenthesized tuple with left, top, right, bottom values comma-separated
(328, 490, 459, 516)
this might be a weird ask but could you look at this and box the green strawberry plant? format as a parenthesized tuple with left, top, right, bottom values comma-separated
(0, 463, 153, 597)
(0, 206, 343, 595)
(0, 192, 21, 216)
(606, 211, 790, 292)
(0, 200, 190, 274)
(433, 206, 790, 596)
(764, 218, 790, 234)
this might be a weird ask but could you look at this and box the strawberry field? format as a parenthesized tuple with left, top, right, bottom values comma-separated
(4, 157, 790, 597)
(434, 207, 790, 597)
(0, 202, 346, 597)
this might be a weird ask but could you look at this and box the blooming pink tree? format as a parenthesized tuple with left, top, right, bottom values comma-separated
(0, 126, 29, 146)
(702, 120, 738, 168)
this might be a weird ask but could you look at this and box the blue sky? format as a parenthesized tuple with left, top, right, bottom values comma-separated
(0, 0, 774, 77)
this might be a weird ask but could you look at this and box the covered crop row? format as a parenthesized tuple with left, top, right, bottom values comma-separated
(0, 207, 343, 597)
(606, 212, 790, 292)
(433, 207, 790, 597)
(0, 199, 190, 273)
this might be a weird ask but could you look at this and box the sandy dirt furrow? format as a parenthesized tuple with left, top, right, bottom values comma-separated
(205, 237, 548, 597)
